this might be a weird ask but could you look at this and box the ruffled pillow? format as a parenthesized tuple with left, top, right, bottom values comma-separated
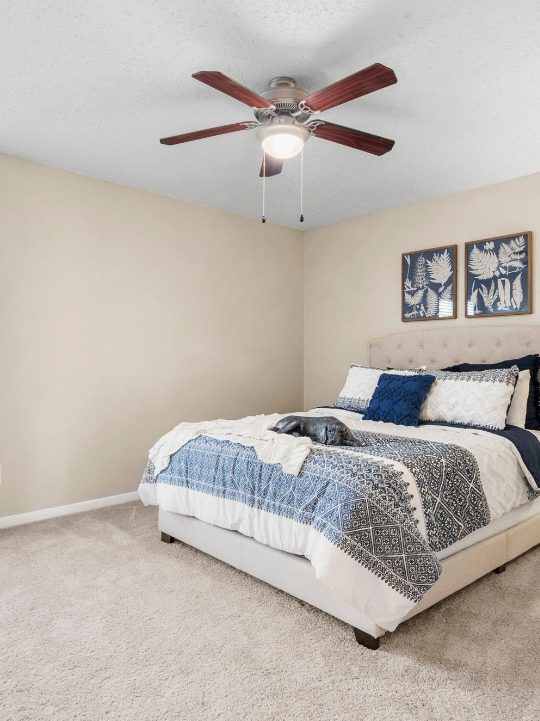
(419, 366, 519, 430)
(446, 355, 540, 430)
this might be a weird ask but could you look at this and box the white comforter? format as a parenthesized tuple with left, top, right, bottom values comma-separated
(140, 408, 533, 631)
(149, 413, 312, 477)
(148, 407, 532, 522)
(320, 409, 532, 522)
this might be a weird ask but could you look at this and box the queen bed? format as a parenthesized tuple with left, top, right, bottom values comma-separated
(139, 326, 540, 649)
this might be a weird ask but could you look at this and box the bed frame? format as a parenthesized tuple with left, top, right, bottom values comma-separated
(159, 325, 540, 649)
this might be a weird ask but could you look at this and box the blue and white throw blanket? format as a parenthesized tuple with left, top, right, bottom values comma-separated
(139, 408, 540, 631)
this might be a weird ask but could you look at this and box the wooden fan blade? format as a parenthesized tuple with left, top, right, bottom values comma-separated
(310, 121, 395, 155)
(193, 71, 274, 109)
(160, 122, 254, 145)
(302, 64, 397, 113)
(259, 154, 283, 177)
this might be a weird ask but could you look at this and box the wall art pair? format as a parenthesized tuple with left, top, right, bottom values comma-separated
(401, 232, 532, 321)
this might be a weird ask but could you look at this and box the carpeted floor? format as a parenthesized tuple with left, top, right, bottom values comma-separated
(1, 503, 539, 721)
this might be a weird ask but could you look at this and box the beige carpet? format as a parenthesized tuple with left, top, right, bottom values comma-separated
(1, 502, 540, 721)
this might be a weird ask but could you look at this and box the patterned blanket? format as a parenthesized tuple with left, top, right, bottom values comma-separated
(139, 425, 492, 629)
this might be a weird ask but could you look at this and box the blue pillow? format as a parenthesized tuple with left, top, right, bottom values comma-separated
(363, 373, 436, 426)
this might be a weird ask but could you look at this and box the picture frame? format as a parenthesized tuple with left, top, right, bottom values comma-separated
(465, 232, 533, 318)
(402, 245, 457, 322)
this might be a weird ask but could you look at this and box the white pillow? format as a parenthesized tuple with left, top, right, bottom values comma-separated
(506, 370, 530, 428)
(336, 365, 421, 414)
(419, 366, 519, 430)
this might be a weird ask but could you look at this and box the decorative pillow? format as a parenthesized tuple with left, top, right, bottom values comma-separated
(419, 366, 520, 430)
(506, 370, 531, 428)
(447, 355, 540, 430)
(364, 373, 436, 426)
(335, 365, 421, 414)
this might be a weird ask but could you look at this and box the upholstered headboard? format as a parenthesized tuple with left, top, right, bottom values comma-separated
(369, 325, 540, 370)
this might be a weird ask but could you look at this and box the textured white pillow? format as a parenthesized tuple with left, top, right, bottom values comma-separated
(506, 370, 530, 428)
(336, 365, 420, 414)
(419, 366, 519, 430)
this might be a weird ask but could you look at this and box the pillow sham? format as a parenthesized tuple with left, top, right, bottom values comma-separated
(335, 365, 421, 414)
(506, 370, 530, 428)
(446, 354, 540, 430)
(419, 366, 520, 430)
(441, 368, 529, 427)
(364, 373, 436, 426)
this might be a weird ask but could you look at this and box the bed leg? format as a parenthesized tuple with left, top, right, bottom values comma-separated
(161, 531, 175, 544)
(494, 564, 506, 574)
(353, 627, 380, 650)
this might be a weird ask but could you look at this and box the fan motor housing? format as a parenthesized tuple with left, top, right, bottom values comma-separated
(261, 77, 308, 112)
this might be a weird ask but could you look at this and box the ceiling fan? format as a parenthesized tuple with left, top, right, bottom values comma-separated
(160, 64, 398, 178)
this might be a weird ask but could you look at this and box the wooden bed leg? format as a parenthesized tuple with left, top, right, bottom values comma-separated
(161, 531, 175, 544)
(353, 627, 380, 650)
(494, 564, 506, 574)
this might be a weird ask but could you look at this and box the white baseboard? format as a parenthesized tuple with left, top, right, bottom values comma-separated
(0, 491, 140, 530)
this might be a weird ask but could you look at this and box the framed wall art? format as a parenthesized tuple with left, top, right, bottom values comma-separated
(402, 245, 457, 322)
(465, 232, 532, 318)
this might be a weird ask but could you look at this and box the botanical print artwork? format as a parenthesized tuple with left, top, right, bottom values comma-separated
(466, 233, 532, 317)
(402, 245, 457, 321)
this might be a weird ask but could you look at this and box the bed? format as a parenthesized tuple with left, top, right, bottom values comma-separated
(140, 325, 540, 649)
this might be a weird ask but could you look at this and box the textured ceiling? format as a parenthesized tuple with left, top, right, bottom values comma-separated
(2, 1, 540, 230)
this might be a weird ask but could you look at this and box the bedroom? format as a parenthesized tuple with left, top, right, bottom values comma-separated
(1, 1, 540, 719)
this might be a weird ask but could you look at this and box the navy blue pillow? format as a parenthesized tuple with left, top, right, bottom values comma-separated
(363, 373, 436, 427)
(449, 355, 540, 430)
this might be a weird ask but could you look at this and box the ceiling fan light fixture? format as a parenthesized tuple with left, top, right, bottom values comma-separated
(257, 124, 309, 159)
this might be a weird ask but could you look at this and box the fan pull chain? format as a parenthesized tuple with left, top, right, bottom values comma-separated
(299, 149, 304, 223)
(261, 153, 266, 223)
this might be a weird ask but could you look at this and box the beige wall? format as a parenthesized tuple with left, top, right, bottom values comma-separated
(4, 152, 540, 517)
(304, 172, 540, 409)
(0, 154, 304, 516)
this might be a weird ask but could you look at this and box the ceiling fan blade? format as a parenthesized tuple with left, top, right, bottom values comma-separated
(302, 64, 397, 113)
(193, 71, 274, 109)
(310, 121, 395, 155)
(259, 154, 283, 177)
(160, 122, 255, 145)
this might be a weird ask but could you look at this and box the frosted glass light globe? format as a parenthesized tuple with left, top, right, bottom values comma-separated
(258, 124, 309, 159)
(262, 132, 303, 159)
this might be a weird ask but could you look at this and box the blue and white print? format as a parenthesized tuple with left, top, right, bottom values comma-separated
(139, 407, 537, 631)
(141, 435, 441, 604)
(343, 430, 488, 552)
(466, 233, 531, 316)
(403, 246, 456, 320)
(138, 422, 496, 626)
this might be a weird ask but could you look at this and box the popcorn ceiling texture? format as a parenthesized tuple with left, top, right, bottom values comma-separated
(2, 1, 540, 230)
(1, 502, 540, 720)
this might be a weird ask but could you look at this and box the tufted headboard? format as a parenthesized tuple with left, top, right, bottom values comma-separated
(369, 325, 540, 370)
